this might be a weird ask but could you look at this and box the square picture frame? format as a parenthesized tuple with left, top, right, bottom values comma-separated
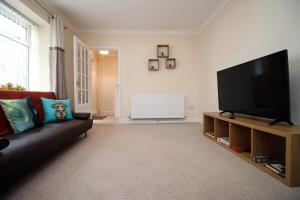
(157, 45, 169, 58)
(148, 59, 159, 71)
(166, 58, 176, 69)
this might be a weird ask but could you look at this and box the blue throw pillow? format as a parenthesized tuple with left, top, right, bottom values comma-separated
(41, 98, 73, 123)
(0, 97, 42, 133)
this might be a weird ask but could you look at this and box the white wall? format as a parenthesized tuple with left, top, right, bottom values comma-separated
(196, 0, 300, 124)
(24, 0, 300, 124)
(78, 33, 200, 120)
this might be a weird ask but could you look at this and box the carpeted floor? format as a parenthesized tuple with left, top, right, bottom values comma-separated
(2, 123, 300, 200)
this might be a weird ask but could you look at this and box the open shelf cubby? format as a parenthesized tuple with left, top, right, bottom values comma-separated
(215, 119, 229, 138)
(203, 115, 215, 136)
(203, 112, 300, 187)
(252, 129, 286, 182)
(230, 123, 252, 160)
(252, 130, 286, 163)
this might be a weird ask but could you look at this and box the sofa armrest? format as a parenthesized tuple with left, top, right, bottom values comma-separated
(0, 138, 9, 151)
(72, 112, 91, 120)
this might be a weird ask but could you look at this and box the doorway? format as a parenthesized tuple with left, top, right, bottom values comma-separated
(89, 48, 119, 122)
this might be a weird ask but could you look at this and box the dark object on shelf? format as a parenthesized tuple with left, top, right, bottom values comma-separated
(217, 50, 293, 125)
(230, 144, 251, 153)
(219, 111, 235, 119)
(157, 45, 169, 58)
(0, 138, 9, 151)
(166, 58, 176, 69)
(267, 162, 285, 172)
(252, 155, 271, 163)
(148, 59, 159, 71)
(269, 119, 293, 126)
(217, 137, 230, 146)
(205, 132, 216, 139)
(266, 162, 285, 177)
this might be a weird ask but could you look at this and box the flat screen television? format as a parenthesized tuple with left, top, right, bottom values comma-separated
(217, 50, 292, 125)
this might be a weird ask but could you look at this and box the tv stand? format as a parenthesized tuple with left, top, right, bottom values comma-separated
(269, 119, 294, 126)
(203, 112, 300, 187)
(219, 111, 235, 119)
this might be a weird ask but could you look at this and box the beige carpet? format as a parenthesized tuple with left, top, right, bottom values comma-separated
(2, 123, 300, 200)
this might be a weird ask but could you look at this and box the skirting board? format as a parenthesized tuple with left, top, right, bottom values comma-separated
(93, 119, 117, 124)
(118, 118, 202, 124)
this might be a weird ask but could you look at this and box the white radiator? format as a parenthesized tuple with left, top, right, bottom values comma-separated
(131, 95, 185, 119)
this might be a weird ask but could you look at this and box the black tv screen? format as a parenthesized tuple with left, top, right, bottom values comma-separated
(217, 50, 291, 122)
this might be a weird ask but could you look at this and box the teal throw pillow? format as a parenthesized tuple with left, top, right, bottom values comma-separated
(41, 98, 73, 123)
(0, 97, 42, 133)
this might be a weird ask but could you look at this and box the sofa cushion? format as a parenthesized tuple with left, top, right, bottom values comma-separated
(0, 119, 93, 183)
(0, 97, 42, 133)
(41, 98, 73, 123)
(0, 91, 56, 135)
(72, 112, 91, 120)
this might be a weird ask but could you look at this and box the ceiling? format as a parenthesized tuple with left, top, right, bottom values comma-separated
(41, 0, 229, 33)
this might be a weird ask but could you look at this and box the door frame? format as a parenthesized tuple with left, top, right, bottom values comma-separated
(89, 46, 121, 119)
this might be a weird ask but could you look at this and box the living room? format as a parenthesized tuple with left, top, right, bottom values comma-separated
(1, 0, 300, 199)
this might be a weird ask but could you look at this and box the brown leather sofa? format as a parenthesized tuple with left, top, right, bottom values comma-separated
(0, 90, 93, 186)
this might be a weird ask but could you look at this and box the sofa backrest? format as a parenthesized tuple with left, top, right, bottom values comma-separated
(0, 90, 56, 135)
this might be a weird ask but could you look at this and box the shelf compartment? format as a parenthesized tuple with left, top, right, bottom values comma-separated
(251, 130, 286, 181)
(229, 123, 252, 159)
(252, 129, 286, 164)
(157, 45, 169, 58)
(203, 115, 216, 139)
(215, 119, 229, 138)
(148, 59, 159, 71)
(203, 115, 214, 134)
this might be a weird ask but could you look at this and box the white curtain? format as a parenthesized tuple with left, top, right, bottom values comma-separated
(49, 15, 67, 99)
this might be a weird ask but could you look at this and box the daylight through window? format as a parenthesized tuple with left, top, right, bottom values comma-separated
(0, 2, 32, 89)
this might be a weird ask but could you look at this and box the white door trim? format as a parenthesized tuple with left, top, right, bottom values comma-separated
(73, 36, 91, 113)
(89, 47, 121, 119)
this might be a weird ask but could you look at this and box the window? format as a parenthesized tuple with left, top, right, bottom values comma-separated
(0, 2, 32, 89)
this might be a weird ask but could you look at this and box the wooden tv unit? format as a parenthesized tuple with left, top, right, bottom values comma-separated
(203, 112, 300, 187)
